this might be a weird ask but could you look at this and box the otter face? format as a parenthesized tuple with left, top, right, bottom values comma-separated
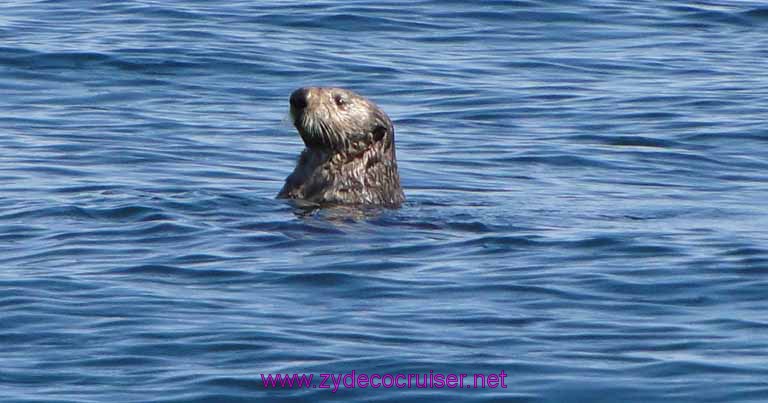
(289, 87, 392, 154)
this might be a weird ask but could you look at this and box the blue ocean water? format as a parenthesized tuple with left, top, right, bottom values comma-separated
(2, 0, 768, 402)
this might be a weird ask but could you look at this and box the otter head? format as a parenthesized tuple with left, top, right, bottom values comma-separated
(280, 87, 405, 208)
(289, 87, 394, 156)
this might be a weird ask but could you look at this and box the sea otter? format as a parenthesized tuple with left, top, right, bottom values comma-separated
(278, 87, 405, 208)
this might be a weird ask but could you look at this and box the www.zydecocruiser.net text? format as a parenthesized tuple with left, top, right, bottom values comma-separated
(261, 370, 509, 393)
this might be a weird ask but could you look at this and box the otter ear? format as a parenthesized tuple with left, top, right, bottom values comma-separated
(372, 125, 387, 143)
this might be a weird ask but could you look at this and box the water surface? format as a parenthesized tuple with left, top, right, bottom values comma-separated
(2, 1, 768, 402)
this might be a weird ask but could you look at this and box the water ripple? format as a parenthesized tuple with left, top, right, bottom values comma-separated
(2, 0, 768, 402)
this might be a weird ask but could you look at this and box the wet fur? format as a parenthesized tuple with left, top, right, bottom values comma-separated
(278, 87, 405, 208)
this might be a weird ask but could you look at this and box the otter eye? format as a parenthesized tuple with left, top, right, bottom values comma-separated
(333, 94, 346, 107)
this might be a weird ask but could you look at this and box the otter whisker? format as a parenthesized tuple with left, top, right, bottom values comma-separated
(319, 119, 335, 149)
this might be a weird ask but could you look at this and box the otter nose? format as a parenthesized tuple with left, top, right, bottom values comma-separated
(290, 88, 309, 110)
